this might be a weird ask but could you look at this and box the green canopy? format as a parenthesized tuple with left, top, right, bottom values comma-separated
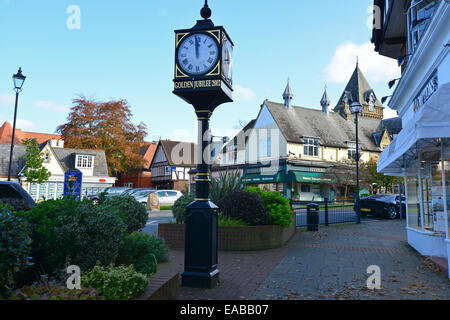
(289, 171, 333, 183)
(242, 172, 283, 184)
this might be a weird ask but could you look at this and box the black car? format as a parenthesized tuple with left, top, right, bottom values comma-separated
(0, 181, 36, 211)
(358, 194, 406, 219)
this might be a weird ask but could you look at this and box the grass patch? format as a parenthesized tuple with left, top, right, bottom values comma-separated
(160, 206, 173, 211)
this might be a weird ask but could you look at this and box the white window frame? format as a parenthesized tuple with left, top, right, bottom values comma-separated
(76, 155, 94, 169)
(303, 138, 319, 157)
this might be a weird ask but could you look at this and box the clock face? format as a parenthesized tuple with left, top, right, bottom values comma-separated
(222, 36, 233, 85)
(177, 33, 219, 75)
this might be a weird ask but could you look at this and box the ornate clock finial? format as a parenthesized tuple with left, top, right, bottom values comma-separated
(201, 0, 212, 19)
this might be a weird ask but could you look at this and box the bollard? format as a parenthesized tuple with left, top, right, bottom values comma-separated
(307, 203, 319, 231)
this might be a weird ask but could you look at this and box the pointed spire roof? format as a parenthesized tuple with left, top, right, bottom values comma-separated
(283, 79, 293, 99)
(333, 64, 383, 119)
(283, 79, 293, 109)
(320, 86, 331, 107)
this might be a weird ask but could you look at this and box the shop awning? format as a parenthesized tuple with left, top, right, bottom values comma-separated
(288, 171, 333, 183)
(378, 82, 450, 175)
(242, 172, 283, 184)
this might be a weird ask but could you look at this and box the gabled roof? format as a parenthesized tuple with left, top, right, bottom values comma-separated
(139, 142, 158, 169)
(222, 119, 256, 152)
(264, 100, 382, 152)
(151, 140, 197, 167)
(0, 121, 61, 145)
(0, 144, 27, 177)
(333, 65, 383, 117)
(51, 147, 110, 176)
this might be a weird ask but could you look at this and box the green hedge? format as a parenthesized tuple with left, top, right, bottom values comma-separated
(117, 232, 169, 276)
(246, 187, 294, 228)
(0, 202, 33, 299)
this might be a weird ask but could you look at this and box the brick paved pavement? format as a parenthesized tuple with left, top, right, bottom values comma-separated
(252, 220, 450, 300)
(168, 220, 449, 300)
(168, 241, 294, 300)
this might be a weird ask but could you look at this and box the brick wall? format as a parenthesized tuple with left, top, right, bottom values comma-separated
(159, 219, 296, 251)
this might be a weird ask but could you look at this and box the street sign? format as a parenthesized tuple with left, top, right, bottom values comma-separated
(64, 168, 83, 200)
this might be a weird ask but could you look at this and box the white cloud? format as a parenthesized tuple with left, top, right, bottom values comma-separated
(234, 85, 256, 102)
(383, 107, 398, 120)
(34, 100, 70, 113)
(324, 42, 400, 84)
(8, 118, 36, 130)
(0, 94, 15, 107)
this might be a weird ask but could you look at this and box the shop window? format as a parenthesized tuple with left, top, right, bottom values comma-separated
(301, 184, 310, 193)
(443, 139, 450, 238)
(406, 161, 421, 230)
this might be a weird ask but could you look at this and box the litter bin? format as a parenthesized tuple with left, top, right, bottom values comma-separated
(307, 203, 319, 231)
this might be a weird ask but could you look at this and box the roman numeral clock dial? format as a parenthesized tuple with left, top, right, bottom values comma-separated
(177, 34, 219, 75)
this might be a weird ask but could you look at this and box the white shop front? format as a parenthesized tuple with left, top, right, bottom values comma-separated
(378, 83, 450, 277)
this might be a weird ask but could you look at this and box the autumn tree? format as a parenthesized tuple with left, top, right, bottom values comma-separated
(363, 159, 396, 193)
(56, 97, 148, 175)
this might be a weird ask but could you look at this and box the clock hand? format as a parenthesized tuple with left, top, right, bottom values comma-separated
(195, 37, 200, 59)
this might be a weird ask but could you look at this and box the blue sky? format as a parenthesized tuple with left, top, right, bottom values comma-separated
(0, 0, 400, 143)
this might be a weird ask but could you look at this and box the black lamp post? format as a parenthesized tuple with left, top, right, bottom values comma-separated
(7, 68, 26, 182)
(173, 1, 234, 288)
(350, 101, 363, 224)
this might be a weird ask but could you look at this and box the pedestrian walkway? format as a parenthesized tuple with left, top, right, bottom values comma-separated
(252, 220, 450, 300)
(166, 220, 450, 300)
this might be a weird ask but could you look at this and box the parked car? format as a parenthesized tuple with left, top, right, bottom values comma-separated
(88, 186, 131, 205)
(146, 190, 183, 209)
(122, 188, 156, 197)
(0, 181, 35, 211)
(131, 189, 156, 206)
(358, 194, 406, 219)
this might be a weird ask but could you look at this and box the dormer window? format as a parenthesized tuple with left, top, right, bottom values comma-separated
(76, 155, 94, 169)
(303, 137, 319, 157)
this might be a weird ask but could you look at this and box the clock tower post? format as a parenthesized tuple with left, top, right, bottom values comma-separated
(173, 0, 234, 288)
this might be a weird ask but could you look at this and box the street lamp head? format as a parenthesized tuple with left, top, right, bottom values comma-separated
(13, 67, 26, 93)
(350, 101, 363, 114)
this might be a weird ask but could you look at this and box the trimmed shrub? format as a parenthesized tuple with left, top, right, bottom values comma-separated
(15, 198, 78, 275)
(0, 203, 33, 299)
(218, 191, 269, 226)
(247, 188, 294, 228)
(17, 199, 127, 276)
(10, 285, 103, 300)
(101, 196, 148, 233)
(172, 193, 195, 224)
(117, 232, 169, 276)
(54, 201, 127, 272)
(81, 264, 148, 300)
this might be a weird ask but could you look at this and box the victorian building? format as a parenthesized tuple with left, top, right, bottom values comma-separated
(220, 64, 401, 201)
(373, 0, 449, 276)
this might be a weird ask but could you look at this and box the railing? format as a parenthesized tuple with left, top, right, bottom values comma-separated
(291, 198, 357, 227)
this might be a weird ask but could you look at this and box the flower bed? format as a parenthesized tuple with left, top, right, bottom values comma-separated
(158, 218, 296, 251)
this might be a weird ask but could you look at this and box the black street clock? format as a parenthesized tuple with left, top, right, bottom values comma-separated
(173, 1, 235, 289)
(173, 4, 234, 111)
